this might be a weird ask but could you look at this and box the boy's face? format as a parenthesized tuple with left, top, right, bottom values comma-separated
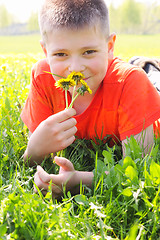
(41, 25, 116, 95)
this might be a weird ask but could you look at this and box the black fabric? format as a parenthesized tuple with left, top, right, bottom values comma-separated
(129, 56, 160, 94)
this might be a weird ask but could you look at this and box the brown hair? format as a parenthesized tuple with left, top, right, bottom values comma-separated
(39, 0, 110, 42)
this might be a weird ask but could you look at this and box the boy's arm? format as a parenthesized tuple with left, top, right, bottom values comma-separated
(24, 108, 77, 166)
(122, 124, 154, 156)
(34, 156, 94, 199)
(33, 125, 154, 198)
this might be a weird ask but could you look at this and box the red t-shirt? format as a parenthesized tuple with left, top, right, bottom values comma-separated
(21, 57, 160, 145)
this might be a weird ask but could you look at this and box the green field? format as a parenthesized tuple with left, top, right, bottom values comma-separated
(1, 34, 160, 60)
(0, 34, 42, 54)
(115, 34, 160, 60)
(0, 35, 160, 239)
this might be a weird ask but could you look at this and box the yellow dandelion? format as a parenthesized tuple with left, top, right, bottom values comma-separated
(0, 64, 7, 72)
(55, 78, 76, 90)
(68, 71, 85, 84)
(80, 79, 92, 94)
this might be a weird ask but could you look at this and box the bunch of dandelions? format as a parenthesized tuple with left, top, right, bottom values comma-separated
(44, 71, 92, 158)
(45, 71, 92, 108)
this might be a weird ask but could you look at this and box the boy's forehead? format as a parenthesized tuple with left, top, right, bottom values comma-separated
(45, 23, 106, 44)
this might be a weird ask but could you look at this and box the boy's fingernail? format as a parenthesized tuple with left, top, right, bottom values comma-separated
(37, 165, 40, 170)
(55, 156, 63, 164)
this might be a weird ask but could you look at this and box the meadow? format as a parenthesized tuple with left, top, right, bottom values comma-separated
(1, 34, 160, 58)
(0, 34, 160, 239)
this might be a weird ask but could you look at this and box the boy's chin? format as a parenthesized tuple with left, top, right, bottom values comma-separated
(69, 85, 80, 92)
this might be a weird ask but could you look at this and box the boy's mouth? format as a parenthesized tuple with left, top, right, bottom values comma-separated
(84, 76, 90, 81)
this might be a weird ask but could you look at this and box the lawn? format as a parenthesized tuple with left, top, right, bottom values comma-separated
(114, 34, 160, 60)
(0, 34, 42, 54)
(0, 35, 160, 239)
(1, 33, 160, 59)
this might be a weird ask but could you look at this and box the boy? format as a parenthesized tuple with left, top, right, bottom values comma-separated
(21, 0, 160, 199)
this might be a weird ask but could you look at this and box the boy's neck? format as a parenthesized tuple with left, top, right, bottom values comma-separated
(71, 93, 94, 115)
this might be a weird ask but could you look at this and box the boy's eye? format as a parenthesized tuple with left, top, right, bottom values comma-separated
(83, 50, 96, 55)
(54, 53, 67, 57)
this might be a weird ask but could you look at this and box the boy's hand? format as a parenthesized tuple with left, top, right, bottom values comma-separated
(25, 108, 77, 164)
(34, 156, 77, 199)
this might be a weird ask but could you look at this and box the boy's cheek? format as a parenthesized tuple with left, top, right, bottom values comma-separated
(90, 57, 108, 69)
(49, 62, 65, 78)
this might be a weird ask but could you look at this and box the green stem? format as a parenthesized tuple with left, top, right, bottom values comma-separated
(72, 85, 76, 101)
(65, 89, 68, 109)
(69, 93, 80, 108)
(43, 71, 63, 78)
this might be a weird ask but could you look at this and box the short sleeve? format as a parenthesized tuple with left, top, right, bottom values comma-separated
(21, 60, 65, 133)
(118, 69, 160, 140)
(21, 74, 54, 133)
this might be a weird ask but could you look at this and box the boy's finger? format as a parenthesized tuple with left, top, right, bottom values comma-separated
(54, 156, 75, 171)
(60, 117, 77, 131)
(66, 135, 76, 147)
(62, 124, 77, 140)
(48, 108, 76, 123)
(37, 165, 51, 183)
(37, 165, 63, 187)
(34, 170, 61, 194)
(34, 171, 49, 192)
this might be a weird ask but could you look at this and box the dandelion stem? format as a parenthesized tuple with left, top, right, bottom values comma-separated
(69, 93, 80, 108)
(65, 89, 68, 109)
(71, 85, 76, 102)
(44, 71, 63, 78)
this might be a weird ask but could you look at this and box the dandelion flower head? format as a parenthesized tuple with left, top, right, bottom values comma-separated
(68, 71, 85, 84)
(77, 79, 92, 95)
(55, 78, 76, 90)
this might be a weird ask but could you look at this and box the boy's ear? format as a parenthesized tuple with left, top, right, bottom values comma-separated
(40, 40, 47, 57)
(107, 33, 116, 58)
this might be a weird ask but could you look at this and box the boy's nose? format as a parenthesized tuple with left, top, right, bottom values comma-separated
(68, 58, 85, 73)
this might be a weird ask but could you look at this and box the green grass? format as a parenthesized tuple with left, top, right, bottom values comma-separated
(0, 34, 42, 54)
(0, 36, 160, 239)
(1, 34, 160, 60)
(114, 34, 160, 60)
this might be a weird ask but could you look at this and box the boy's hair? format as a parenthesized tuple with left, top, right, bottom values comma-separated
(39, 0, 110, 42)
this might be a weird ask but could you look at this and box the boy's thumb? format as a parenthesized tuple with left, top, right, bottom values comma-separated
(54, 156, 74, 171)
(37, 165, 51, 183)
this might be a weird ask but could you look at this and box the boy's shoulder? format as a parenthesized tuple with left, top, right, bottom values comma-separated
(105, 57, 145, 84)
(32, 58, 51, 79)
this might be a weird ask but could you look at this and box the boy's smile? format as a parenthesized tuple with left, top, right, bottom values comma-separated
(41, 24, 115, 96)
